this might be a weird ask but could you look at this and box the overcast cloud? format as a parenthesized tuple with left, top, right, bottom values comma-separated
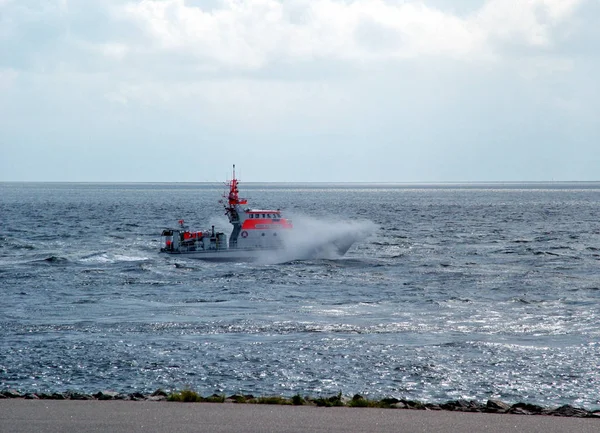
(1, 0, 598, 181)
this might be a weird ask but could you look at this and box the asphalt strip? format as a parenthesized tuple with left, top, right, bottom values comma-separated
(1, 400, 599, 433)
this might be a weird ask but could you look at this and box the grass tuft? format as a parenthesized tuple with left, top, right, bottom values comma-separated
(168, 389, 203, 403)
(256, 396, 291, 405)
(228, 395, 248, 403)
(349, 394, 369, 407)
(204, 393, 225, 403)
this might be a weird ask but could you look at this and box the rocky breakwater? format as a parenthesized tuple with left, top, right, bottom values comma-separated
(0, 389, 168, 402)
(1, 389, 599, 418)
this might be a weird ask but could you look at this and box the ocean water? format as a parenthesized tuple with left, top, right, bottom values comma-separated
(1, 182, 599, 408)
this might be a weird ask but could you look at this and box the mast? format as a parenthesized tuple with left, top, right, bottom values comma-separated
(224, 164, 247, 247)
(227, 164, 247, 207)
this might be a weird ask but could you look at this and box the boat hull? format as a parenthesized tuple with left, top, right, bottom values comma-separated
(160, 238, 354, 262)
(160, 247, 282, 262)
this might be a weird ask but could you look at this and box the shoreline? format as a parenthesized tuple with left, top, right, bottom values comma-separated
(1, 389, 598, 418)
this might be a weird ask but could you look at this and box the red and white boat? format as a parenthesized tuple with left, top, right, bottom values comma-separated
(160, 165, 358, 262)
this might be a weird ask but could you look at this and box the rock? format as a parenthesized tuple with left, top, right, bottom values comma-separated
(391, 402, 407, 409)
(486, 399, 510, 412)
(546, 405, 590, 418)
(401, 399, 425, 410)
(147, 395, 167, 402)
(440, 400, 483, 412)
(151, 389, 168, 397)
(0, 394, 6, 399)
(94, 391, 120, 400)
(129, 392, 146, 401)
(65, 391, 94, 400)
(50, 393, 66, 400)
(425, 403, 441, 410)
(510, 407, 533, 416)
(508, 402, 545, 415)
(380, 397, 400, 406)
(2, 390, 22, 398)
(24, 393, 40, 400)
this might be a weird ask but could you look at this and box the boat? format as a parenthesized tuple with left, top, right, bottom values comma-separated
(159, 165, 360, 262)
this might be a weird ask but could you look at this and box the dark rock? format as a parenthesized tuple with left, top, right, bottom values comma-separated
(65, 391, 94, 400)
(94, 391, 119, 400)
(441, 400, 483, 412)
(486, 399, 510, 412)
(391, 402, 407, 409)
(24, 393, 39, 400)
(2, 390, 22, 398)
(510, 407, 533, 416)
(0, 394, 6, 399)
(151, 389, 168, 397)
(509, 402, 545, 415)
(380, 397, 400, 406)
(129, 392, 146, 401)
(546, 405, 590, 418)
(401, 399, 425, 410)
(425, 403, 442, 410)
(50, 393, 66, 400)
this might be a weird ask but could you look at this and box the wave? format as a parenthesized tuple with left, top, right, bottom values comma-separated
(40, 256, 69, 264)
(78, 252, 149, 264)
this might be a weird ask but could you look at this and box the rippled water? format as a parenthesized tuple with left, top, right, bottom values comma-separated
(1, 182, 599, 408)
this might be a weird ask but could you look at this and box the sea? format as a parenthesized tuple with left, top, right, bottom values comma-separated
(1, 182, 599, 408)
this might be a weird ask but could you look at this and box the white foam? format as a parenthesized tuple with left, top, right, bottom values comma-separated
(259, 214, 377, 263)
(78, 252, 149, 264)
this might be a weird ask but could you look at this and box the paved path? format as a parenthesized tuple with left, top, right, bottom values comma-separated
(1, 400, 598, 433)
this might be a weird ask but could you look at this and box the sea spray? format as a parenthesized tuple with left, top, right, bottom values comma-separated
(258, 214, 377, 263)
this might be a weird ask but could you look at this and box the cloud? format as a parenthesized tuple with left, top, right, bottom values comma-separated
(121, 0, 587, 71)
(0, 0, 589, 81)
(1, 0, 597, 182)
(475, 0, 583, 49)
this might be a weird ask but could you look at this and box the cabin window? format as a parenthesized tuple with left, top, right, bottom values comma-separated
(262, 214, 266, 218)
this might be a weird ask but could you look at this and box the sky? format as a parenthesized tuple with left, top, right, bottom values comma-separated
(0, 0, 598, 182)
